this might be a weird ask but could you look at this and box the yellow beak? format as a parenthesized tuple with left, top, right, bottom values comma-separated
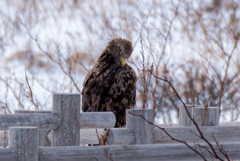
(121, 58, 127, 66)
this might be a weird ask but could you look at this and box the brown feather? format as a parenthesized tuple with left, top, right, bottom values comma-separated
(82, 38, 136, 127)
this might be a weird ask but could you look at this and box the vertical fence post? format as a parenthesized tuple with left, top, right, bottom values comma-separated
(126, 109, 153, 144)
(179, 105, 193, 126)
(52, 93, 80, 146)
(193, 106, 219, 126)
(14, 110, 52, 146)
(9, 127, 38, 161)
(179, 105, 219, 126)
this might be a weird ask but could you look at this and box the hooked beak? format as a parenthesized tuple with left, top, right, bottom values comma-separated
(121, 58, 127, 66)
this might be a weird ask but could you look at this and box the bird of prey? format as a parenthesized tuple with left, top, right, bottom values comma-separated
(82, 38, 136, 127)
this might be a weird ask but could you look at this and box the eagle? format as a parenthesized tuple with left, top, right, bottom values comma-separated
(82, 38, 136, 127)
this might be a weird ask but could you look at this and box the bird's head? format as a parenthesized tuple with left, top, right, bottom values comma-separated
(107, 38, 133, 66)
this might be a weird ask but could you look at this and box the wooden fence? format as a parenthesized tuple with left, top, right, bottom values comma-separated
(0, 93, 240, 161)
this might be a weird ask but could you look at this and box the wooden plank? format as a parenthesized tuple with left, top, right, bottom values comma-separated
(107, 128, 135, 145)
(80, 112, 116, 129)
(153, 126, 240, 143)
(179, 105, 219, 127)
(126, 109, 153, 144)
(179, 105, 193, 126)
(13, 110, 116, 129)
(0, 148, 17, 161)
(52, 93, 80, 146)
(11, 110, 115, 130)
(193, 106, 219, 126)
(0, 113, 60, 131)
(219, 122, 240, 126)
(38, 142, 240, 161)
(9, 127, 39, 161)
(156, 121, 240, 127)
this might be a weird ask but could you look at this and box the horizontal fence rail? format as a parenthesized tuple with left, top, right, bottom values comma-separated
(80, 112, 116, 129)
(153, 125, 240, 143)
(38, 142, 240, 161)
(0, 113, 60, 131)
(156, 121, 240, 128)
(0, 148, 17, 161)
(0, 112, 116, 131)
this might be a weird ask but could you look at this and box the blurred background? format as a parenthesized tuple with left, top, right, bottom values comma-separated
(0, 0, 239, 124)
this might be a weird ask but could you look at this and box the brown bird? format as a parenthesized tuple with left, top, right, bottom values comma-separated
(82, 38, 136, 127)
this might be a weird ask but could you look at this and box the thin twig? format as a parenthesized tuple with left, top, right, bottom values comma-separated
(212, 133, 230, 161)
(95, 129, 100, 145)
(25, 72, 39, 110)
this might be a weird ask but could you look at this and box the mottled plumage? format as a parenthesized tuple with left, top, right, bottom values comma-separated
(82, 38, 136, 127)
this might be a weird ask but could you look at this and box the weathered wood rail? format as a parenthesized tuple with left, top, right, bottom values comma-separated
(1, 127, 240, 161)
(0, 113, 60, 130)
(0, 93, 240, 161)
(37, 142, 240, 161)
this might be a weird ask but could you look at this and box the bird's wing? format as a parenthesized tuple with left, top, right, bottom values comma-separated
(104, 64, 136, 110)
(81, 53, 116, 112)
(101, 64, 137, 127)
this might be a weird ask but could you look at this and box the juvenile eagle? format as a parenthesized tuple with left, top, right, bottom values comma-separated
(82, 38, 136, 127)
